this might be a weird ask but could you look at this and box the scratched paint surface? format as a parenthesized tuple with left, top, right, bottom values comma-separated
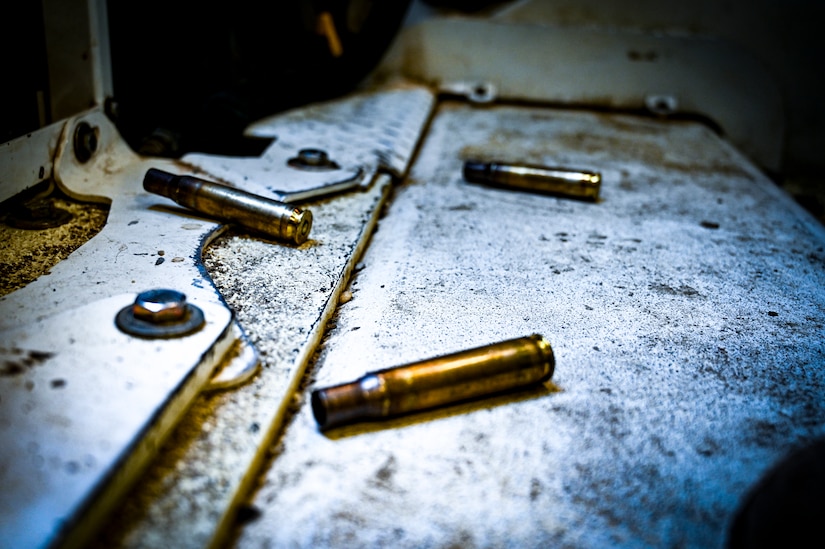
(89, 177, 394, 549)
(232, 103, 825, 548)
(91, 85, 433, 549)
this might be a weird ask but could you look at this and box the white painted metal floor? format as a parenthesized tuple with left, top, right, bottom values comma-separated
(2, 87, 822, 549)
(224, 102, 825, 547)
(3, 5, 825, 548)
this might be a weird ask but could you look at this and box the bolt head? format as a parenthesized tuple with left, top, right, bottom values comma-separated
(133, 289, 188, 323)
(297, 148, 329, 166)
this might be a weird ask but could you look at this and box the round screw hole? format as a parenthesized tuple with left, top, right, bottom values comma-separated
(73, 122, 99, 163)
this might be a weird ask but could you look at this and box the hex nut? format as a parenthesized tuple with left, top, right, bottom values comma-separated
(297, 149, 329, 166)
(132, 289, 188, 324)
(116, 289, 205, 339)
(287, 148, 339, 170)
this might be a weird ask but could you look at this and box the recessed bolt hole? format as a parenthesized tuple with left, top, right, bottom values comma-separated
(468, 83, 496, 104)
(645, 95, 678, 116)
(73, 122, 99, 163)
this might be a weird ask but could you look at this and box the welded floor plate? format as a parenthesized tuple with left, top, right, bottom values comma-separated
(0, 294, 232, 548)
(90, 85, 435, 549)
(232, 103, 825, 548)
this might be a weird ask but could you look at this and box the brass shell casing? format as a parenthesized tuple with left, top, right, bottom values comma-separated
(311, 334, 555, 430)
(143, 168, 312, 245)
(463, 160, 601, 201)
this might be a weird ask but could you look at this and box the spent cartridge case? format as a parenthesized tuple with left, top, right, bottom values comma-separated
(143, 168, 312, 245)
(463, 159, 601, 201)
(311, 334, 555, 430)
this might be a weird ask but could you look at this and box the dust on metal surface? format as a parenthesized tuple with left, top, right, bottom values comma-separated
(233, 103, 825, 548)
(180, 83, 434, 203)
(384, 17, 784, 172)
(0, 107, 245, 549)
(91, 85, 436, 549)
(0, 294, 233, 549)
(0, 190, 109, 297)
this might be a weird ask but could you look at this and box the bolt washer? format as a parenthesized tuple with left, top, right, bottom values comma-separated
(115, 301, 205, 339)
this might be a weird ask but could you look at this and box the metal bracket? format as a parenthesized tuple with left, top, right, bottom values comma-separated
(0, 108, 257, 549)
(0, 82, 438, 549)
(387, 17, 785, 172)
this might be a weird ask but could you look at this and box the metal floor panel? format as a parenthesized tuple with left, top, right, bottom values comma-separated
(88, 85, 434, 549)
(230, 102, 825, 548)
